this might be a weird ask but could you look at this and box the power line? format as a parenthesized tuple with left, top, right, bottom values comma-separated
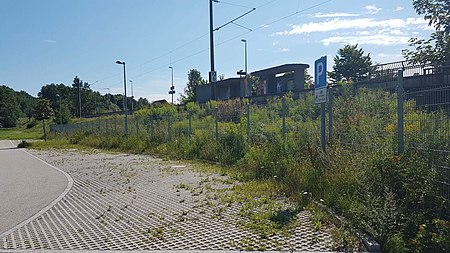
(214, 8, 256, 31)
(100, 0, 335, 88)
(215, 0, 254, 9)
(97, 0, 280, 85)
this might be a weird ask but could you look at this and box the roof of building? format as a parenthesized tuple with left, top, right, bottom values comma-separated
(251, 63, 309, 76)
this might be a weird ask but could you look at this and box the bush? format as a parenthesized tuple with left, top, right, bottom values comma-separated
(26, 120, 38, 129)
(17, 140, 31, 148)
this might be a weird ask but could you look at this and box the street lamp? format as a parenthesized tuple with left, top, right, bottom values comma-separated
(241, 39, 247, 75)
(129, 80, 134, 111)
(105, 88, 111, 112)
(169, 66, 175, 104)
(116, 60, 128, 137)
(56, 94, 62, 125)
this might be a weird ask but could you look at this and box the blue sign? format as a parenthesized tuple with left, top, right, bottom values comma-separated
(314, 56, 327, 89)
(314, 56, 327, 104)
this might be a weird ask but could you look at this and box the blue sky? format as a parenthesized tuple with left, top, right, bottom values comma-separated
(0, 0, 433, 102)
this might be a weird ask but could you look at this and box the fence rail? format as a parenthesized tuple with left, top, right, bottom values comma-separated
(51, 62, 450, 216)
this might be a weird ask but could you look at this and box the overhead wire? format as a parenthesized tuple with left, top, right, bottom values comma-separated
(101, 0, 334, 88)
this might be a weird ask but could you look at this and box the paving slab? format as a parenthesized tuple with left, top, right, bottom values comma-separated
(0, 149, 346, 252)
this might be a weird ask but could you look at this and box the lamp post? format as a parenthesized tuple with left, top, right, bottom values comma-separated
(241, 39, 247, 75)
(106, 88, 111, 112)
(115, 60, 128, 137)
(56, 94, 62, 125)
(169, 66, 175, 104)
(129, 80, 134, 111)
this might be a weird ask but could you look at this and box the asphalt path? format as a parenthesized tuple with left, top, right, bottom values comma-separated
(0, 140, 69, 235)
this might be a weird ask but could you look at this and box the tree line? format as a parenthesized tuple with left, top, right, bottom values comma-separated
(0, 76, 152, 128)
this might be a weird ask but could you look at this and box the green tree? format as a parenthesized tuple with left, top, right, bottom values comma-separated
(136, 97, 150, 109)
(403, 0, 450, 65)
(53, 103, 71, 124)
(180, 69, 206, 104)
(329, 44, 373, 83)
(0, 85, 21, 128)
(33, 99, 54, 141)
(304, 69, 313, 89)
(16, 90, 36, 121)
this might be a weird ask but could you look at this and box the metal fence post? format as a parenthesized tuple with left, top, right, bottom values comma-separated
(246, 103, 250, 142)
(282, 96, 286, 138)
(136, 116, 139, 136)
(188, 112, 192, 137)
(215, 107, 218, 139)
(114, 117, 117, 133)
(328, 86, 334, 141)
(397, 69, 404, 154)
(321, 103, 326, 152)
(150, 116, 154, 140)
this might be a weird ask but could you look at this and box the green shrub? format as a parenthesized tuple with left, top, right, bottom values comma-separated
(26, 120, 38, 129)
(17, 140, 31, 148)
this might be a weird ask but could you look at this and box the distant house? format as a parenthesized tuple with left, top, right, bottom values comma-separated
(196, 63, 309, 103)
(151, 99, 169, 105)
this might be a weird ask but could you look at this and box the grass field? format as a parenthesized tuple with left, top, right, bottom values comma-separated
(0, 118, 43, 140)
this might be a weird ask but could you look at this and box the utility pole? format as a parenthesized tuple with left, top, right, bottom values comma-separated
(169, 66, 175, 104)
(241, 39, 248, 74)
(209, 0, 216, 99)
(106, 88, 111, 112)
(129, 80, 134, 111)
(77, 80, 82, 118)
(56, 94, 62, 125)
(116, 61, 128, 138)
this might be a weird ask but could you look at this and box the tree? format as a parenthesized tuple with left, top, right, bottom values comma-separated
(33, 99, 54, 141)
(304, 69, 313, 89)
(16, 90, 36, 121)
(53, 103, 71, 124)
(180, 69, 206, 104)
(403, 0, 450, 65)
(136, 97, 150, 109)
(0, 85, 21, 128)
(329, 44, 373, 83)
(413, 0, 449, 33)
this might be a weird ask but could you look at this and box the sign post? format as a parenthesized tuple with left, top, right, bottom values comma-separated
(314, 56, 327, 104)
(315, 56, 327, 151)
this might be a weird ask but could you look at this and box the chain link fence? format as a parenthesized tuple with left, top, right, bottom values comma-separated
(51, 61, 450, 215)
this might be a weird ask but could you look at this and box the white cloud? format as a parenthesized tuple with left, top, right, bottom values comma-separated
(405, 17, 428, 25)
(376, 53, 403, 59)
(365, 5, 382, 14)
(322, 34, 410, 46)
(389, 29, 406, 35)
(275, 18, 407, 35)
(42, 39, 57, 43)
(373, 53, 405, 63)
(280, 48, 290, 52)
(394, 6, 404, 11)
(312, 12, 359, 18)
(275, 17, 432, 36)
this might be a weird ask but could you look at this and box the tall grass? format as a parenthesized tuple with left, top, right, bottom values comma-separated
(51, 88, 449, 253)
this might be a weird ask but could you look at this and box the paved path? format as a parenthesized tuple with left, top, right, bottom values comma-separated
(0, 150, 343, 252)
(0, 140, 70, 236)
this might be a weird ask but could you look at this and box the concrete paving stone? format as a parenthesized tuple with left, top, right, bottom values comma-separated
(1, 149, 348, 252)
